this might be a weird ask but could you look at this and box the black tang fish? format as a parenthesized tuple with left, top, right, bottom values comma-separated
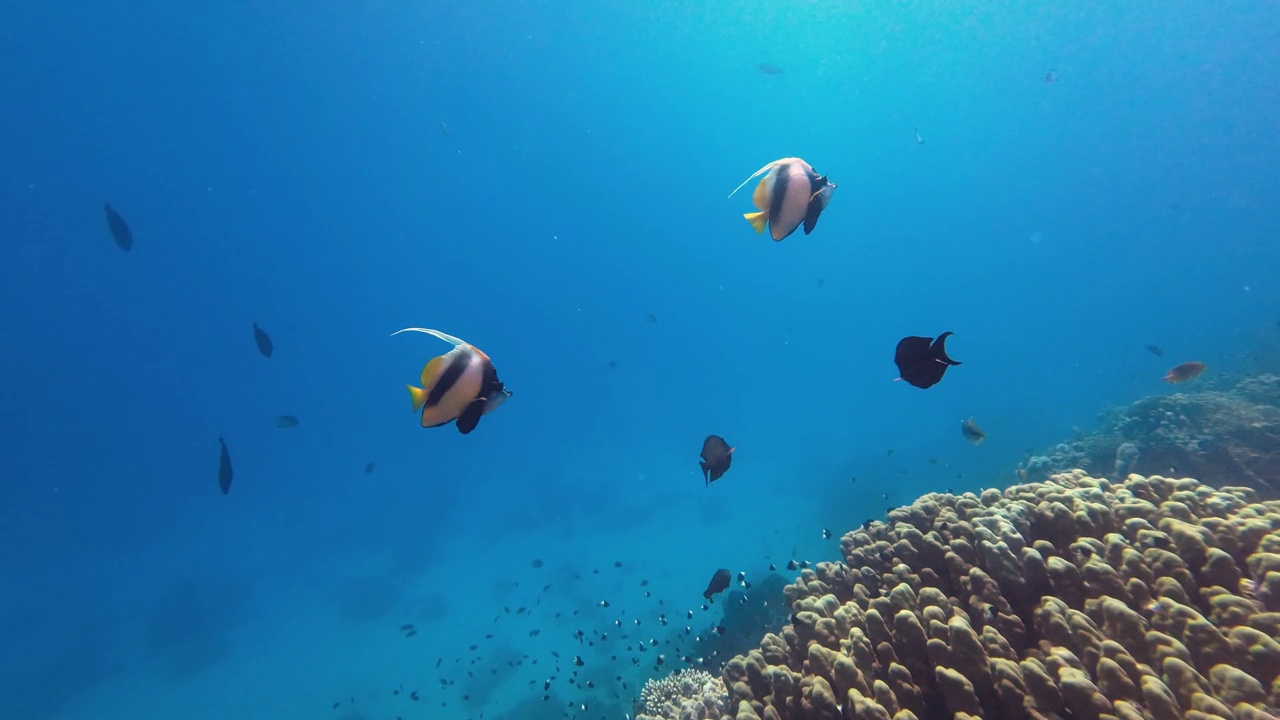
(392, 327, 511, 435)
(703, 568, 731, 601)
(728, 157, 836, 241)
(699, 435, 735, 486)
(217, 437, 233, 495)
(252, 322, 273, 358)
(894, 332, 961, 389)
(103, 203, 133, 251)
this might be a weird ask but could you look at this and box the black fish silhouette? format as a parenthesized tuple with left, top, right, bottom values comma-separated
(252, 322, 273, 358)
(103, 203, 133, 251)
(699, 435, 735, 486)
(217, 437, 233, 495)
(894, 332, 961, 389)
(703, 568, 730, 601)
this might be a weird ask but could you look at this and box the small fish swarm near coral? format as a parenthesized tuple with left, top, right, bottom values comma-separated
(641, 470, 1280, 719)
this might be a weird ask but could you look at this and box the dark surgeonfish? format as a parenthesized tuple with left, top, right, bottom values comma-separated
(252, 322, 273, 358)
(894, 332, 962, 389)
(960, 416, 986, 445)
(703, 568, 731, 601)
(217, 437, 233, 495)
(392, 327, 512, 435)
(699, 435, 735, 486)
(728, 157, 836, 241)
(103, 203, 133, 251)
(1163, 361, 1205, 384)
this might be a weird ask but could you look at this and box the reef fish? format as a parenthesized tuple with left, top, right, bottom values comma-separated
(392, 327, 511, 434)
(703, 569, 731, 601)
(699, 435, 735, 486)
(960, 417, 986, 445)
(1163, 361, 1205, 384)
(217, 437, 233, 495)
(103, 203, 133, 251)
(728, 157, 836, 241)
(276, 415, 299, 428)
(894, 332, 962, 389)
(252, 322, 273, 358)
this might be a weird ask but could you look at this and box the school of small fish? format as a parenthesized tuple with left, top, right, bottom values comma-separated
(96, 61, 1216, 718)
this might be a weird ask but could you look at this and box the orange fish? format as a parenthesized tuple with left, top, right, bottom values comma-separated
(1163, 361, 1205, 384)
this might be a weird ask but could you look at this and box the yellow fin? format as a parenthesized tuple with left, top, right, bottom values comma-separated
(727, 160, 782, 199)
(407, 384, 429, 411)
(751, 177, 770, 211)
(744, 211, 768, 234)
(419, 356, 443, 388)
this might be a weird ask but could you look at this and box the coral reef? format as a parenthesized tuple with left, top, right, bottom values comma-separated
(721, 471, 1280, 719)
(1019, 375, 1280, 498)
(637, 668, 727, 720)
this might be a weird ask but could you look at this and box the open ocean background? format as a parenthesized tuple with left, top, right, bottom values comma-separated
(2, 2, 1279, 719)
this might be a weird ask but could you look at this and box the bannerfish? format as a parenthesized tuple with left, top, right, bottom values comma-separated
(217, 437, 233, 495)
(252, 322, 273, 358)
(1146, 344, 1164, 357)
(703, 569, 731, 601)
(728, 158, 836, 242)
(960, 417, 986, 445)
(277, 415, 299, 428)
(104, 203, 133, 251)
(1163, 361, 1205, 384)
(392, 327, 511, 434)
(699, 435, 735, 486)
(894, 332, 962, 389)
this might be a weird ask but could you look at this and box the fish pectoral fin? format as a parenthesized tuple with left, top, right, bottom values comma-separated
(744, 211, 768, 234)
(455, 398, 487, 434)
(407, 385, 429, 411)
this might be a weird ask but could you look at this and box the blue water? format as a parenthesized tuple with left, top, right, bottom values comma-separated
(2, 2, 1279, 718)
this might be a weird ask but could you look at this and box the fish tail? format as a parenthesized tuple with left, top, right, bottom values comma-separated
(407, 384, 429, 411)
(744, 211, 768, 234)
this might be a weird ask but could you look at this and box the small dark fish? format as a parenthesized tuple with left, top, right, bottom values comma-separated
(217, 437, 233, 495)
(960, 416, 986, 445)
(894, 332, 961, 389)
(1145, 344, 1164, 357)
(757, 63, 784, 75)
(364, 461, 376, 474)
(253, 322, 274, 358)
(703, 569, 730, 601)
(1163, 361, 1206, 384)
(530, 558, 544, 568)
(103, 203, 133, 251)
(699, 435, 735, 486)
(277, 415, 299, 428)
(439, 120, 452, 137)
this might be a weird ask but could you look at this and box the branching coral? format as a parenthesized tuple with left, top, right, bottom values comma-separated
(637, 668, 727, 720)
(722, 471, 1280, 720)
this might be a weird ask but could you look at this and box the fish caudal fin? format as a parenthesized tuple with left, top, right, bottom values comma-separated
(407, 384, 429, 411)
(744, 211, 768, 234)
